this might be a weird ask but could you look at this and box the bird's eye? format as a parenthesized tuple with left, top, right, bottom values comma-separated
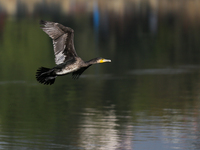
(99, 59, 105, 63)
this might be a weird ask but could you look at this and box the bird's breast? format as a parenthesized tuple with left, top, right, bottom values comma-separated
(56, 66, 79, 75)
(55, 57, 84, 75)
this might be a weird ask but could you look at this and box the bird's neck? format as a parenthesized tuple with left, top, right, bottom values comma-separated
(85, 58, 97, 65)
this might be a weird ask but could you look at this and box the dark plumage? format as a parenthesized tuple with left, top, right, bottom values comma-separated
(36, 20, 111, 85)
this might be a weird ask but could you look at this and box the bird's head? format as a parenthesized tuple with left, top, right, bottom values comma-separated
(96, 57, 111, 63)
(86, 57, 111, 65)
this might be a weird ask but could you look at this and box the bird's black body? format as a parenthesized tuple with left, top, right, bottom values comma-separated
(36, 20, 111, 85)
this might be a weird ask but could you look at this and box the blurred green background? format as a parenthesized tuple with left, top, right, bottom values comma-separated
(0, 0, 200, 149)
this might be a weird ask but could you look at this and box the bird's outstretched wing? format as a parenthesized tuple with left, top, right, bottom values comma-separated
(40, 20, 78, 65)
(72, 66, 91, 79)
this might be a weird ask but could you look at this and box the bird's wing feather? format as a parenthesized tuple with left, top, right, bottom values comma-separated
(40, 20, 78, 65)
(72, 66, 91, 79)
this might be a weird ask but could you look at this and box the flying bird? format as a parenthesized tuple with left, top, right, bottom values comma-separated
(36, 20, 111, 85)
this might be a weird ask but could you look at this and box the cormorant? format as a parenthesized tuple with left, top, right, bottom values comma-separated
(36, 20, 111, 85)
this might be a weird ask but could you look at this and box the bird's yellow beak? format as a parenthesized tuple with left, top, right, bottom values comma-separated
(99, 59, 111, 63)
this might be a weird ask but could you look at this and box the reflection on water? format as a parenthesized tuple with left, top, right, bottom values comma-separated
(79, 107, 120, 149)
(134, 109, 198, 150)
(1, 74, 200, 150)
(0, 0, 200, 150)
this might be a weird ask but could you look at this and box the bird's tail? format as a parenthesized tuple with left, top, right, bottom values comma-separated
(36, 67, 57, 85)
